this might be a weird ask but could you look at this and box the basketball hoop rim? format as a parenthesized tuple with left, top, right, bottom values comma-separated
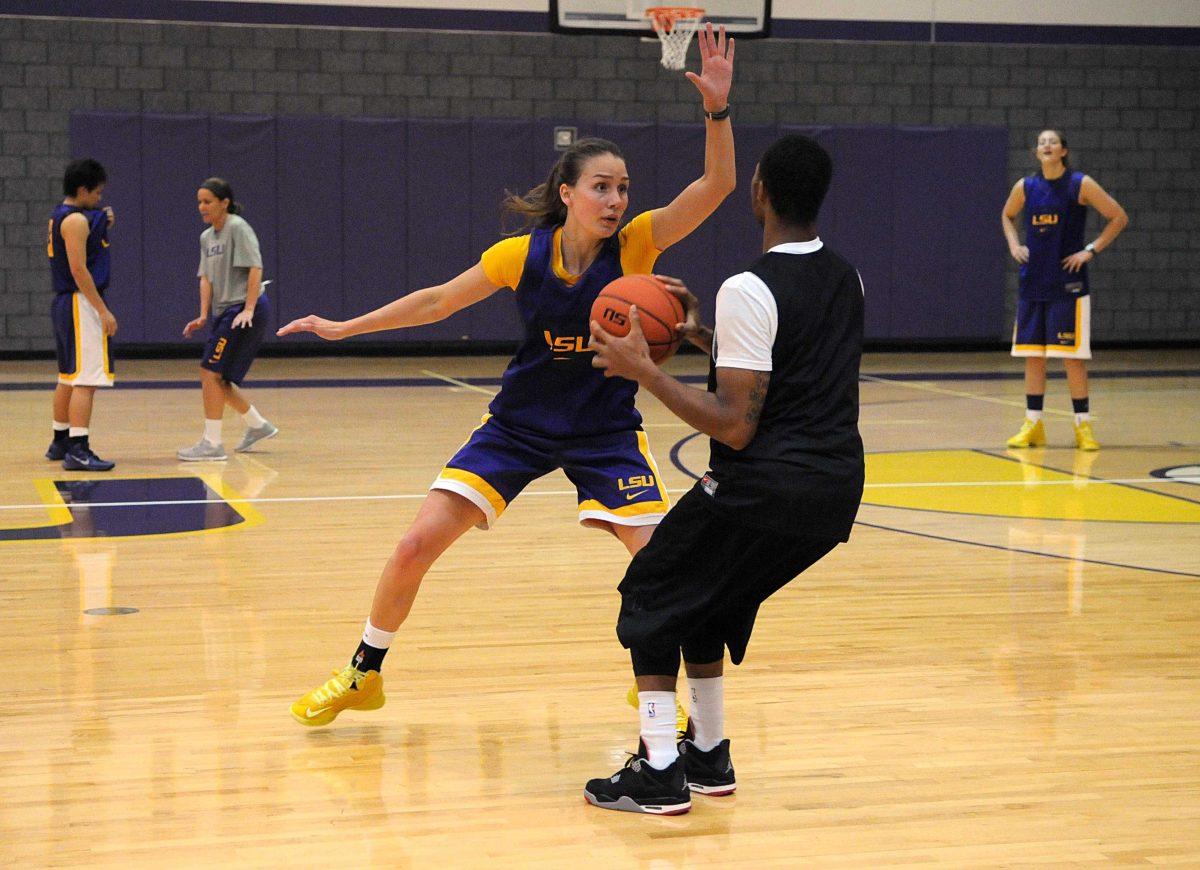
(645, 5, 706, 33)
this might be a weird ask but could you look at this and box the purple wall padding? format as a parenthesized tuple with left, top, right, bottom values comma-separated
(141, 114, 212, 343)
(710, 122, 778, 325)
(71, 112, 1007, 345)
(466, 119, 537, 342)
(276, 117, 344, 345)
(341, 117, 408, 343)
(210, 115, 280, 343)
(405, 119, 474, 343)
(809, 126, 895, 337)
(653, 123, 718, 325)
(70, 112, 146, 341)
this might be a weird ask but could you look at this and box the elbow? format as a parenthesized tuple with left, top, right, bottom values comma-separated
(718, 422, 757, 452)
(1117, 209, 1130, 230)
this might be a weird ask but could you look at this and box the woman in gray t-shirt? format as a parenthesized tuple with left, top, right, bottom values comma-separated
(178, 177, 278, 461)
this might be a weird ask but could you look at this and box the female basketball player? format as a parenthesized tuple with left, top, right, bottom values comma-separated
(1001, 129, 1128, 451)
(177, 178, 278, 461)
(280, 24, 735, 727)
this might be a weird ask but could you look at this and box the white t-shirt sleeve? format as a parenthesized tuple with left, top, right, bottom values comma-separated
(712, 272, 778, 372)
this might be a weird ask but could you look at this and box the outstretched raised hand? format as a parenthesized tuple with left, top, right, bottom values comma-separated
(685, 23, 734, 109)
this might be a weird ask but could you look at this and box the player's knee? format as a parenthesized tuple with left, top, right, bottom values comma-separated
(393, 532, 433, 568)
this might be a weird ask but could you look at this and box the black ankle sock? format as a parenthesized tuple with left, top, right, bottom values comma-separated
(1072, 396, 1089, 414)
(66, 434, 87, 448)
(1026, 394, 1044, 412)
(351, 641, 388, 674)
(53, 429, 68, 442)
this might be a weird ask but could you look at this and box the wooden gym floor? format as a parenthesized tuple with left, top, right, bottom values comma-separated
(1, 350, 1197, 866)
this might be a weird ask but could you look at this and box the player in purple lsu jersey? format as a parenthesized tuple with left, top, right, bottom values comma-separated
(46, 158, 118, 471)
(279, 24, 735, 730)
(1001, 129, 1128, 450)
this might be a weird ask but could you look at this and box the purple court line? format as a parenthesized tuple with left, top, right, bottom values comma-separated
(2, 368, 1197, 392)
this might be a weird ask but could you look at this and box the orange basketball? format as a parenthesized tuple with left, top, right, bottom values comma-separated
(591, 275, 685, 364)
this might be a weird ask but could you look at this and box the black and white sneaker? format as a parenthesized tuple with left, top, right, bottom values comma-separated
(584, 740, 691, 815)
(679, 736, 736, 795)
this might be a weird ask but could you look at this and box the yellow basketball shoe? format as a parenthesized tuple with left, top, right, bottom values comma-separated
(290, 665, 385, 727)
(1006, 418, 1046, 448)
(1074, 421, 1100, 451)
(626, 682, 689, 734)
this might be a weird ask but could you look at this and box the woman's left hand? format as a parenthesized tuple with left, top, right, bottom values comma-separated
(685, 23, 734, 109)
(231, 308, 255, 329)
(1062, 250, 1094, 273)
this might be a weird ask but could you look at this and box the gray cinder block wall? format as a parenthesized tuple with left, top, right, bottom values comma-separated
(1, 16, 1197, 350)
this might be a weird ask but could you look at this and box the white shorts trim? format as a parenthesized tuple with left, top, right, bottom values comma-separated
(429, 478, 497, 531)
(577, 508, 666, 528)
(60, 294, 114, 387)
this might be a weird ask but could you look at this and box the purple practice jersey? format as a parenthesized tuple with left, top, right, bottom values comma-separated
(48, 204, 110, 295)
(1020, 171, 1089, 302)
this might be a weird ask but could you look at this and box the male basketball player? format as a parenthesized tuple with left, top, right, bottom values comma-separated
(47, 158, 118, 471)
(584, 134, 865, 814)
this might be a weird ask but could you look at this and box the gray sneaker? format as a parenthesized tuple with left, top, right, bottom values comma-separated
(235, 422, 278, 453)
(177, 439, 228, 461)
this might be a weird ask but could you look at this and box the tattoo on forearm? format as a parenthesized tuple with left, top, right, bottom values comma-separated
(745, 371, 769, 425)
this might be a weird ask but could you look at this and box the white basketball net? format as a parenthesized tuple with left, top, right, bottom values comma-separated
(647, 7, 705, 71)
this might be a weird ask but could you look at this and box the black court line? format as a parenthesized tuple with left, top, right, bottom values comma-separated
(667, 432, 1200, 581)
(2, 367, 1198, 392)
(853, 520, 1200, 580)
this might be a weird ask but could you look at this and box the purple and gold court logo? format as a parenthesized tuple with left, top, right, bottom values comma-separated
(0, 475, 261, 542)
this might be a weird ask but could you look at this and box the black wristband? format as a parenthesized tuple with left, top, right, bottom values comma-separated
(703, 104, 731, 121)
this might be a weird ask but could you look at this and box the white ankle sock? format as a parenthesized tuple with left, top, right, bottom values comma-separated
(242, 405, 266, 429)
(69, 426, 88, 438)
(53, 421, 69, 432)
(638, 691, 679, 770)
(204, 419, 222, 445)
(687, 677, 725, 751)
(1074, 412, 1090, 426)
(362, 619, 396, 650)
(1026, 410, 1044, 423)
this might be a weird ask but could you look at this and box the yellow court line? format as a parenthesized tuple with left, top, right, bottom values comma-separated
(195, 472, 266, 530)
(860, 374, 1079, 418)
(0, 479, 77, 531)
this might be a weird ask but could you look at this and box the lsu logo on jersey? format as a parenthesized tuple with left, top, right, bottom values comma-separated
(1032, 213, 1060, 234)
(543, 330, 592, 357)
(209, 337, 228, 363)
(205, 242, 226, 258)
(618, 474, 655, 492)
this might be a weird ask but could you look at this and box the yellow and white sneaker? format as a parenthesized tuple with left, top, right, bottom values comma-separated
(290, 665, 385, 727)
(1074, 421, 1100, 451)
(1006, 418, 1046, 448)
(626, 683, 689, 734)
